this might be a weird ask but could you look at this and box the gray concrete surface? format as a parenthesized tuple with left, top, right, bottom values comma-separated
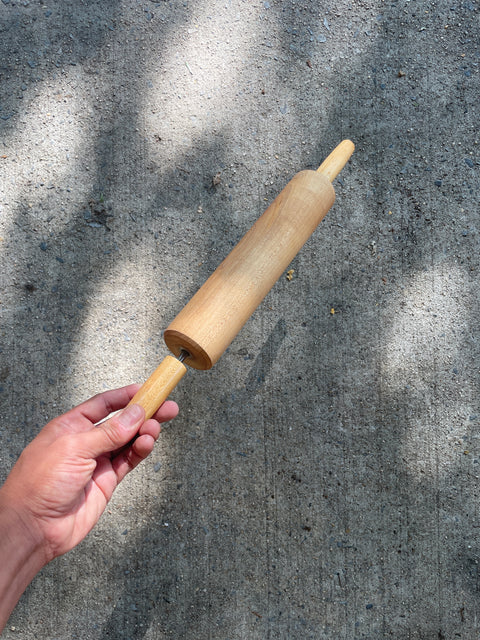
(1, 0, 479, 637)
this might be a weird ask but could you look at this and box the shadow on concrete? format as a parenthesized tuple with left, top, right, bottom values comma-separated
(1, 0, 479, 638)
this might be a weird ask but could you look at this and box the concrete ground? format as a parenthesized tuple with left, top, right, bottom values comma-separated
(0, 0, 479, 638)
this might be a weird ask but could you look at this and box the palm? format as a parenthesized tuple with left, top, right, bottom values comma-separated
(32, 451, 119, 557)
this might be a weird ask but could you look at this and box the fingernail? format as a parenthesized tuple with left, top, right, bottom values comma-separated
(118, 404, 144, 428)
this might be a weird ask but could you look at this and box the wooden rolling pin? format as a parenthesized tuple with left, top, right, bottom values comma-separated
(129, 140, 354, 419)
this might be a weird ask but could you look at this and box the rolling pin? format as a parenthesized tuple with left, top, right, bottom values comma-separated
(128, 140, 354, 419)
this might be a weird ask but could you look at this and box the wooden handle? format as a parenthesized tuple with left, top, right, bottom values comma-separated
(128, 356, 186, 420)
(317, 139, 355, 182)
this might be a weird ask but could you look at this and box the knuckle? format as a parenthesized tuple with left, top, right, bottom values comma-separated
(101, 422, 122, 448)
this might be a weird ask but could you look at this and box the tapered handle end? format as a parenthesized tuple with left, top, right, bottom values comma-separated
(317, 139, 355, 182)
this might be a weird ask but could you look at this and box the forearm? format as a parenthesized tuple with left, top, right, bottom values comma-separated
(0, 491, 46, 633)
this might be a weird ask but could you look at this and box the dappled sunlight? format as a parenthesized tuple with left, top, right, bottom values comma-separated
(139, 0, 381, 177)
(142, 0, 265, 168)
(0, 70, 93, 217)
(1, 0, 478, 635)
(380, 262, 474, 479)
(72, 255, 166, 390)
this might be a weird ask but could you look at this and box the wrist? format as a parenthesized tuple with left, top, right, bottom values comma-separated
(0, 487, 49, 565)
(0, 489, 48, 631)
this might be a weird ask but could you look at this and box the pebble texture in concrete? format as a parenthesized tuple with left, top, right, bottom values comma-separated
(0, 0, 479, 638)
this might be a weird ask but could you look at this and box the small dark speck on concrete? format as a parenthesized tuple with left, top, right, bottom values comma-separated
(122, 529, 128, 535)
(154, 462, 162, 472)
(366, 603, 373, 610)
(39, 242, 48, 251)
(465, 158, 474, 168)
(435, 180, 443, 186)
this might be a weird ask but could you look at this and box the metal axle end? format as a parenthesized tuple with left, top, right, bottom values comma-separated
(178, 349, 191, 364)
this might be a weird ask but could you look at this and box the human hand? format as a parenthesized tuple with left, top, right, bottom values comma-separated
(0, 385, 178, 565)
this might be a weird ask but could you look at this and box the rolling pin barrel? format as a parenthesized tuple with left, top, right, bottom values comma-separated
(128, 140, 354, 418)
(164, 170, 335, 369)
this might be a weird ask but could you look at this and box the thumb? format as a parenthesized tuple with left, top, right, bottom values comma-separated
(79, 404, 145, 458)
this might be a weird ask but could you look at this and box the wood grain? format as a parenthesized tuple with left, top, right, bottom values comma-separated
(164, 170, 335, 369)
